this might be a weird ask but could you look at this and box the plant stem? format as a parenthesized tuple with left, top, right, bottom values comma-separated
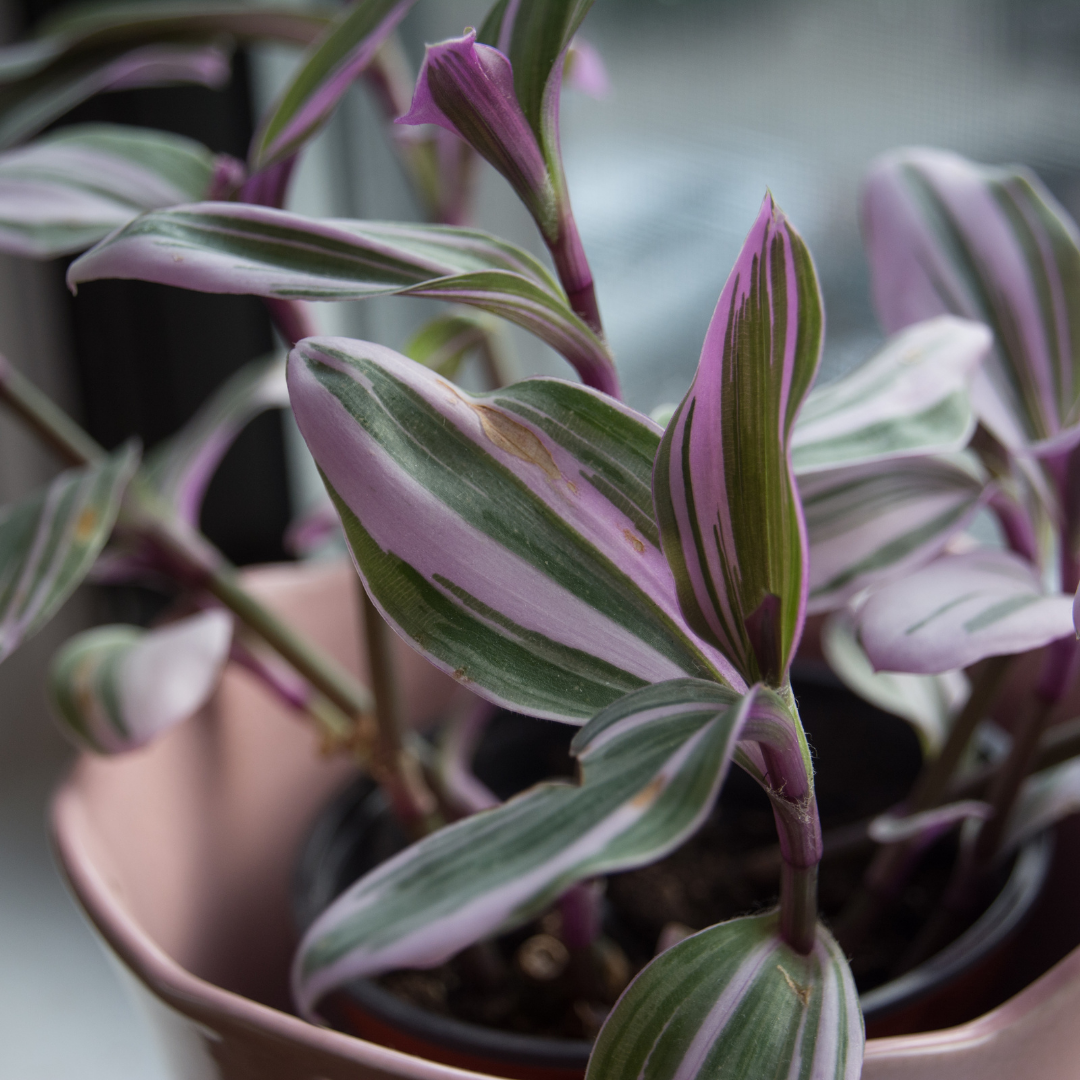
(780, 864, 819, 956)
(0, 354, 105, 466)
(358, 582, 440, 836)
(835, 654, 1012, 952)
(974, 640, 1075, 864)
(759, 694, 822, 955)
(901, 639, 1077, 972)
(910, 655, 1013, 813)
(264, 296, 317, 349)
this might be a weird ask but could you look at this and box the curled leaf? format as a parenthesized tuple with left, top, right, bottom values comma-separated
(654, 194, 823, 685)
(49, 609, 232, 753)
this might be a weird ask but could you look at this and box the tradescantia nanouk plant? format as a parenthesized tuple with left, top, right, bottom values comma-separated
(5, 1, 1080, 1078)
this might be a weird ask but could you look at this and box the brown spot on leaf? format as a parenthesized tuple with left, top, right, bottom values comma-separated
(474, 406, 561, 482)
(777, 964, 812, 1006)
(623, 529, 645, 554)
(631, 775, 666, 808)
(74, 508, 97, 542)
(452, 667, 469, 682)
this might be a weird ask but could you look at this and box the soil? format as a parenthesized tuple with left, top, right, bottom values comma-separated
(299, 670, 998, 1043)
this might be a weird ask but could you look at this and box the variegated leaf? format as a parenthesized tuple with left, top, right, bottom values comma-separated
(293, 679, 801, 1017)
(251, 0, 416, 171)
(801, 453, 988, 613)
(0, 444, 138, 663)
(67, 203, 616, 390)
(143, 354, 287, 525)
(48, 608, 232, 753)
(0, 123, 215, 257)
(863, 147, 1080, 455)
(791, 316, 990, 473)
(1001, 757, 1080, 856)
(857, 549, 1075, 675)
(287, 336, 742, 722)
(821, 609, 968, 755)
(0, 3, 333, 85)
(654, 194, 823, 685)
(587, 912, 862, 1080)
(0, 42, 231, 150)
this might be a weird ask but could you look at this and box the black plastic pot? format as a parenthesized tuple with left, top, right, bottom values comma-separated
(294, 694, 1053, 1075)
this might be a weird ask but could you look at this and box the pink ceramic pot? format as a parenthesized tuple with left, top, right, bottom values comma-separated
(51, 561, 1080, 1080)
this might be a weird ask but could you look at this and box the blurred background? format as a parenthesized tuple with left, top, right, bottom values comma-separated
(3, 0, 1080, 1075)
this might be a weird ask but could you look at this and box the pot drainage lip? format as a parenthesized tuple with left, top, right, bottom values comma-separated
(344, 975, 594, 1068)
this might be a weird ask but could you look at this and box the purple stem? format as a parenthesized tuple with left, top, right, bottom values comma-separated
(760, 737, 823, 956)
(239, 154, 298, 209)
(558, 880, 603, 950)
(264, 297, 318, 348)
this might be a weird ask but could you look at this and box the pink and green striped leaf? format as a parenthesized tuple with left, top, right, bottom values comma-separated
(800, 453, 988, 613)
(0, 2, 333, 85)
(48, 608, 232, 754)
(287, 336, 741, 721)
(143, 354, 287, 526)
(0, 42, 231, 150)
(293, 679, 801, 1017)
(0, 123, 216, 257)
(67, 203, 616, 390)
(863, 148, 1080, 456)
(587, 911, 862, 1080)
(856, 548, 1075, 675)
(791, 316, 990, 473)
(654, 194, 823, 685)
(250, 0, 417, 172)
(0, 443, 138, 664)
(821, 609, 968, 755)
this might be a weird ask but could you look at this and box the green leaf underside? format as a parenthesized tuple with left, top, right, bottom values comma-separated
(296, 680, 750, 998)
(0, 444, 137, 663)
(588, 913, 860, 1080)
(309, 352, 728, 720)
(901, 164, 1080, 441)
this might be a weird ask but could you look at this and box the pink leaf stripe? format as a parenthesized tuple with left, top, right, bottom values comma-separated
(654, 193, 823, 685)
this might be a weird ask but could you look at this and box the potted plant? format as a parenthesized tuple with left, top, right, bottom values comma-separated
(4, 1, 1080, 1078)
